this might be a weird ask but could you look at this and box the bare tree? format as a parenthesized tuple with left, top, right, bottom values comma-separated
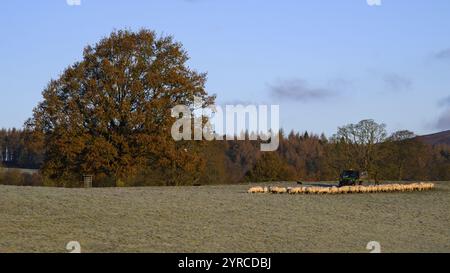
(333, 119, 387, 182)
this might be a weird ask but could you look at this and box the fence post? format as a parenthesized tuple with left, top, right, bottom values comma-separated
(83, 175, 93, 188)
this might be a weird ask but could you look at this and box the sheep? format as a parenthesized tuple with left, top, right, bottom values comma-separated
(411, 183, 420, 191)
(317, 187, 331, 194)
(248, 186, 265, 194)
(312, 187, 325, 194)
(419, 182, 433, 191)
(392, 184, 400, 192)
(402, 184, 411, 192)
(351, 186, 362, 193)
(367, 185, 377, 193)
(360, 186, 369, 193)
(394, 184, 404, 192)
(250, 182, 435, 196)
(289, 187, 305, 194)
(378, 183, 437, 193)
(339, 186, 351, 194)
(330, 186, 339, 194)
(417, 182, 424, 191)
(423, 182, 434, 190)
(306, 187, 321, 194)
(386, 184, 396, 192)
(287, 187, 298, 194)
(270, 186, 287, 194)
(381, 185, 391, 193)
(400, 184, 408, 192)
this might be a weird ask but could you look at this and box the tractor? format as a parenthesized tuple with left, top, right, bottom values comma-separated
(338, 170, 367, 187)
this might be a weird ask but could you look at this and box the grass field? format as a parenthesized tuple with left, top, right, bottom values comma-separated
(0, 181, 449, 253)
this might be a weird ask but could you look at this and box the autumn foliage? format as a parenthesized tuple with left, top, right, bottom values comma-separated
(25, 30, 213, 186)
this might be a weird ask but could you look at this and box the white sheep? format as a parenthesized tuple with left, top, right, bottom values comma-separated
(424, 182, 435, 190)
(367, 185, 377, 193)
(315, 187, 329, 194)
(330, 186, 339, 194)
(306, 187, 319, 194)
(360, 186, 369, 193)
(251, 182, 435, 195)
(350, 186, 360, 193)
(339, 186, 351, 194)
(270, 186, 287, 194)
(248, 186, 265, 194)
(381, 185, 390, 193)
(410, 183, 420, 191)
(288, 187, 305, 194)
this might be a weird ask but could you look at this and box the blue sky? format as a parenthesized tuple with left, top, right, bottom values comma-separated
(1, 0, 449, 136)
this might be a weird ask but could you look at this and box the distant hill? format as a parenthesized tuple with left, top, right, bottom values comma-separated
(416, 130, 450, 146)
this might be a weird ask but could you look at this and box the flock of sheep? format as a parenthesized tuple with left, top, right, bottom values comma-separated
(248, 182, 435, 195)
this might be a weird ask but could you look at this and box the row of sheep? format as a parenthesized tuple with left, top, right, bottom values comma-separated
(248, 183, 435, 194)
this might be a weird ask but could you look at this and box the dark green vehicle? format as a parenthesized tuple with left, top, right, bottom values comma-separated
(338, 170, 364, 187)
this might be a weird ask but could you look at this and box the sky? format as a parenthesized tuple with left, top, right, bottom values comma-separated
(0, 0, 449, 136)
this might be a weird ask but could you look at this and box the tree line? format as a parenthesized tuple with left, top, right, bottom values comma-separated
(1, 122, 449, 187)
(1, 29, 449, 187)
(0, 128, 43, 169)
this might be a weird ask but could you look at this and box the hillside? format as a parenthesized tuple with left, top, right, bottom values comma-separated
(417, 130, 450, 146)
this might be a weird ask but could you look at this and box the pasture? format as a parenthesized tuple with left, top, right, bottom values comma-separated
(0, 181, 449, 253)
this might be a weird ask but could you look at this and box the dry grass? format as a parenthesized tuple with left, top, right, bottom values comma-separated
(0, 181, 449, 253)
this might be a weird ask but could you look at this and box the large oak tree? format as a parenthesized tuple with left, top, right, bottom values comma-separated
(27, 29, 214, 186)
